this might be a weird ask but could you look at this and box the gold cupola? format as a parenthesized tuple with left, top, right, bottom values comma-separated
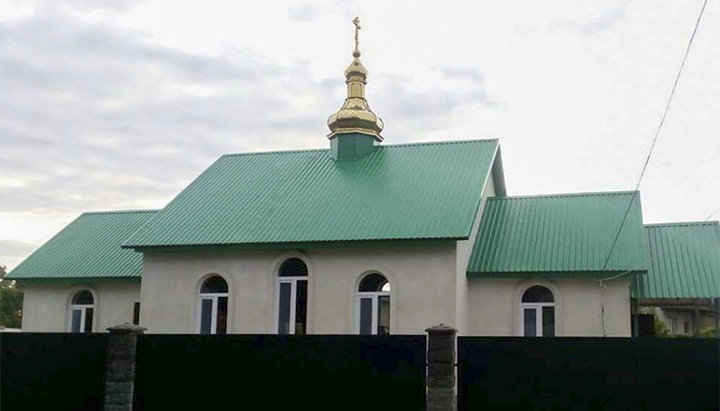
(327, 18, 384, 160)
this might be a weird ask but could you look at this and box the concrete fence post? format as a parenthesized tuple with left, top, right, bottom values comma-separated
(104, 323, 145, 411)
(426, 324, 457, 411)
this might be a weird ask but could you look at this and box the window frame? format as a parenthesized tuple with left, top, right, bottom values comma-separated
(519, 285, 555, 337)
(67, 289, 96, 333)
(196, 275, 229, 335)
(520, 302, 554, 337)
(355, 273, 391, 335)
(275, 275, 308, 335)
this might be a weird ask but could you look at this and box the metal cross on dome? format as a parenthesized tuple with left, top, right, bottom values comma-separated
(353, 17, 361, 53)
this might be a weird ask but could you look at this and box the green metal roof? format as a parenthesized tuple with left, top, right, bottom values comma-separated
(467, 192, 647, 276)
(7, 210, 157, 281)
(633, 222, 720, 299)
(124, 140, 500, 248)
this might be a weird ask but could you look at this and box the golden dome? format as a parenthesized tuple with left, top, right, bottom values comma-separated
(327, 18, 383, 141)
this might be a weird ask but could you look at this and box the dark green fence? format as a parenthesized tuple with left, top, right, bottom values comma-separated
(4, 333, 718, 411)
(458, 337, 720, 410)
(133, 334, 426, 410)
(1, 333, 108, 411)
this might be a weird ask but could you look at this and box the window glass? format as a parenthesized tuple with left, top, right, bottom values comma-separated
(278, 282, 292, 334)
(279, 258, 308, 277)
(359, 274, 388, 292)
(276, 259, 309, 335)
(359, 298, 373, 335)
(133, 302, 140, 325)
(523, 308, 537, 337)
(378, 295, 390, 335)
(522, 286, 554, 303)
(200, 299, 213, 335)
(217, 297, 228, 335)
(295, 280, 308, 335)
(201, 276, 228, 293)
(84, 308, 94, 333)
(72, 290, 94, 305)
(71, 309, 82, 333)
(542, 306, 555, 337)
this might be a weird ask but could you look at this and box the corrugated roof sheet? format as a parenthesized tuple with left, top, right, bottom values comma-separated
(7, 210, 156, 280)
(467, 192, 647, 276)
(124, 140, 499, 248)
(633, 222, 720, 299)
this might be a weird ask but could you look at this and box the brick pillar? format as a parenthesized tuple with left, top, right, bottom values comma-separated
(426, 324, 457, 411)
(104, 323, 145, 411)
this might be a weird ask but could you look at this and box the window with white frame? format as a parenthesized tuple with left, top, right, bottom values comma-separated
(198, 275, 228, 335)
(276, 258, 308, 335)
(356, 273, 390, 335)
(520, 285, 554, 337)
(68, 290, 94, 333)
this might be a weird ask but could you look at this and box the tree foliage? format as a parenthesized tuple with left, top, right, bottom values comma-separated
(0, 265, 24, 329)
(653, 317, 669, 337)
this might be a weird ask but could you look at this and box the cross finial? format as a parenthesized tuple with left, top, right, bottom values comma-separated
(353, 17, 361, 56)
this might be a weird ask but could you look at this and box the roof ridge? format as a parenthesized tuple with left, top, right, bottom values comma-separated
(82, 209, 159, 215)
(488, 190, 639, 200)
(220, 138, 499, 158)
(382, 138, 498, 148)
(645, 220, 719, 228)
(221, 147, 327, 157)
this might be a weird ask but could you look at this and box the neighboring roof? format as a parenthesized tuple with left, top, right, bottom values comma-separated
(7, 210, 157, 281)
(633, 221, 720, 299)
(124, 140, 500, 249)
(467, 191, 647, 276)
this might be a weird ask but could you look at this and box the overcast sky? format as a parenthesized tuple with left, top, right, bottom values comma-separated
(1, 0, 718, 270)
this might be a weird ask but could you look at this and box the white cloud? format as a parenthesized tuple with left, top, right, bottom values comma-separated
(1, 0, 718, 269)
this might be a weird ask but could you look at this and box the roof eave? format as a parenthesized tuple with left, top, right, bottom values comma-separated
(11, 276, 141, 284)
(467, 269, 647, 279)
(124, 237, 461, 253)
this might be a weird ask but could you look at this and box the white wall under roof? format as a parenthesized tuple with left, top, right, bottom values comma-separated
(18, 259, 631, 337)
(140, 244, 459, 334)
(467, 277, 631, 337)
(20, 282, 140, 332)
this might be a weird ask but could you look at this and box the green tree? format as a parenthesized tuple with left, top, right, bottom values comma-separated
(653, 317, 670, 337)
(0, 265, 23, 328)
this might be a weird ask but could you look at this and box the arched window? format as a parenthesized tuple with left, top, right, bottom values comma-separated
(521, 285, 555, 337)
(276, 258, 308, 335)
(356, 273, 391, 335)
(198, 275, 228, 335)
(68, 290, 94, 333)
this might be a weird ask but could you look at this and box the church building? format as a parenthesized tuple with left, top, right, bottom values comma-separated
(8, 19, 718, 338)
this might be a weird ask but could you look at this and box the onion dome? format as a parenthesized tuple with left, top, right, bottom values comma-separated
(327, 18, 384, 141)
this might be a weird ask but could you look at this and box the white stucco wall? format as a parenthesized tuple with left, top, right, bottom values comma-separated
(455, 171, 496, 335)
(20, 282, 141, 332)
(467, 277, 631, 337)
(140, 244, 458, 334)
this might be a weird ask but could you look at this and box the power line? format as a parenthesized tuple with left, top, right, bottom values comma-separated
(600, 0, 709, 271)
(599, 0, 710, 336)
(598, 205, 719, 336)
(599, 206, 720, 283)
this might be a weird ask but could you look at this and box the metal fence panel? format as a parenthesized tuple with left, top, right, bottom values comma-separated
(0, 333, 108, 411)
(133, 334, 426, 410)
(457, 337, 719, 411)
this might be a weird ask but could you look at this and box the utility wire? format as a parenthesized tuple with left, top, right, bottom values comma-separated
(600, 0, 709, 271)
(599, 205, 719, 336)
(599, 206, 720, 283)
(599, 0, 710, 336)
